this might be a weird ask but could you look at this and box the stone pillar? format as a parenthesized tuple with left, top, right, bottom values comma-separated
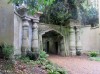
(32, 22, 39, 52)
(69, 27, 76, 55)
(76, 27, 82, 54)
(21, 17, 30, 56)
(32, 12, 42, 52)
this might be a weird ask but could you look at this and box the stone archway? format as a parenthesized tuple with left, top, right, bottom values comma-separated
(41, 30, 64, 55)
(38, 23, 70, 56)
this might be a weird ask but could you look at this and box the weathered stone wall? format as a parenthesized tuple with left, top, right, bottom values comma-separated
(0, 0, 14, 45)
(1, 0, 100, 56)
(81, 26, 100, 53)
(14, 14, 22, 55)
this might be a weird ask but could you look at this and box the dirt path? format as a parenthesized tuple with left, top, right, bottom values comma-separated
(48, 55, 100, 74)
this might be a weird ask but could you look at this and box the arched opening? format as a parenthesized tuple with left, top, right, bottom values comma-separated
(42, 30, 64, 55)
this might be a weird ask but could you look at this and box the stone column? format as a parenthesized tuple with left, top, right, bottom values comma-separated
(69, 27, 76, 55)
(32, 12, 42, 52)
(32, 22, 39, 52)
(21, 17, 30, 56)
(76, 27, 82, 54)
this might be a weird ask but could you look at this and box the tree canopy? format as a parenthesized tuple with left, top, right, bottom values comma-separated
(40, 0, 99, 26)
(8, 0, 55, 15)
(9, 0, 99, 26)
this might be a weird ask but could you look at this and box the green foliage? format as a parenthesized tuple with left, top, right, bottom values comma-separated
(76, 51, 81, 56)
(8, 0, 55, 15)
(40, 1, 71, 25)
(47, 63, 67, 74)
(0, 43, 13, 59)
(20, 56, 30, 63)
(40, 0, 88, 25)
(81, 7, 99, 26)
(17, 50, 67, 74)
(39, 50, 49, 60)
(9, 0, 98, 26)
(26, 51, 39, 60)
(48, 70, 60, 74)
(35, 50, 67, 74)
(67, 0, 78, 19)
(89, 51, 98, 57)
(90, 57, 100, 61)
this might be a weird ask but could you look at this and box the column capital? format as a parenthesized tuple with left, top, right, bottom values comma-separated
(22, 17, 30, 27)
(70, 27, 75, 33)
(33, 12, 43, 23)
(22, 16, 31, 21)
(15, 2, 28, 16)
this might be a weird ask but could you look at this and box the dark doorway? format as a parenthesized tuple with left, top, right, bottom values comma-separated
(42, 30, 63, 55)
(46, 41, 49, 53)
(55, 42, 58, 54)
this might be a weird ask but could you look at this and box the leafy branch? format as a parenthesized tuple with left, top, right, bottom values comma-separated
(8, 0, 55, 15)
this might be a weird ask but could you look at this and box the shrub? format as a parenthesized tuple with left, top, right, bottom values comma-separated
(76, 51, 81, 56)
(39, 50, 49, 60)
(20, 56, 30, 63)
(0, 43, 13, 59)
(26, 51, 39, 61)
(26, 50, 48, 61)
(47, 64, 67, 74)
(48, 70, 60, 74)
(89, 51, 98, 57)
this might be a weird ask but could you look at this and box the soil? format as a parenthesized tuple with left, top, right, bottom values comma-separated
(48, 55, 100, 74)
(0, 59, 47, 74)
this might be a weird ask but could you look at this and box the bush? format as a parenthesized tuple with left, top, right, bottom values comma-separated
(26, 50, 48, 61)
(39, 50, 49, 60)
(20, 56, 30, 63)
(76, 51, 81, 56)
(26, 51, 39, 61)
(89, 51, 98, 57)
(47, 64, 67, 74)
(20, 50, 67, 74)
(0, 43, 13, 59)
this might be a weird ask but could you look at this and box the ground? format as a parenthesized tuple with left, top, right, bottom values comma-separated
(48, 55, 100, 74)
(1, 55, 100, 74)
(0, 59, 47, 74)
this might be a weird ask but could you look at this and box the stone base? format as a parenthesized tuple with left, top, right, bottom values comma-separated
(76, 49, 82, 56)
(21, 47, 28, 56)
(70, 50, 76, 56)
(60, 52, 66, 56)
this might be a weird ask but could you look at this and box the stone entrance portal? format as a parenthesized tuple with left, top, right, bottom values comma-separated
(42, 30, 63, 55)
